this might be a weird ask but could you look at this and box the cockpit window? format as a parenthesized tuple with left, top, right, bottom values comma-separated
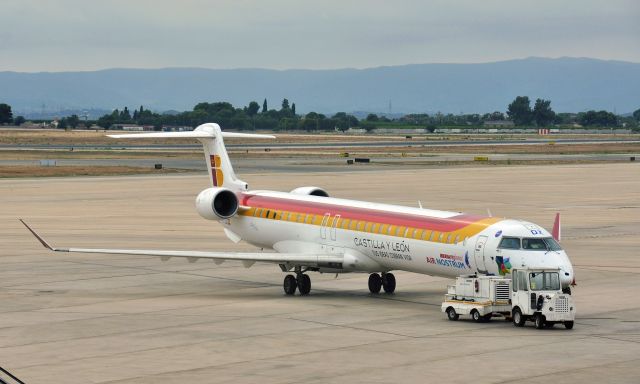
(498, 237, 520, 249)
(522, 237, 563, 251)
(522, 238, 547, 250)
(544, 237, 563, 251)
(529, 272, 560, 291)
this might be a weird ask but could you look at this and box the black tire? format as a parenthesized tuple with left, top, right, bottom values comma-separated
(512, 308, 526, 327)
(283, 274, 297, 295)
(297, 274, 311, 295)
(535, 313, 546, 329)
(446, 307, 459, 321)
(564, 321, 574, 330)
(544, 322, 555, 328)
(382, 273, 396, 294)
(563, 287, 572, 295)
(471, 309, 482, 322)
(482, 314, 493, 322)
(368, 273, 382, 294)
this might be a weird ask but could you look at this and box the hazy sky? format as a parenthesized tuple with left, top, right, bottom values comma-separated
(1, 0, 638, 72)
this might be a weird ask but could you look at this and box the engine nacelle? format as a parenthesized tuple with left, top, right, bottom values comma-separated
(195, 187, 239, 220)
(290, 186, 329, 197)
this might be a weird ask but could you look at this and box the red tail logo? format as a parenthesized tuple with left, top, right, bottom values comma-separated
(210, 155, 223, 186)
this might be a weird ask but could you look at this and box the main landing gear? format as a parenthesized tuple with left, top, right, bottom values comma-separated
(283, 269, 311, 296)
(368, 272, 396, 294)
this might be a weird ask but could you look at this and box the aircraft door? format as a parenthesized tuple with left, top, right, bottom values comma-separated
(320, 213, 330, 239)
(330, 214, 340, 241)
(474, 235, 488, 273)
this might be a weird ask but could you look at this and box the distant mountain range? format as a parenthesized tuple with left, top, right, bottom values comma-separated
(1, 57, 639, 118)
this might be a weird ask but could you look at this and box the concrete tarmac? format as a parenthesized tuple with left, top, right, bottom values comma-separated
(1, 163, 639, 383)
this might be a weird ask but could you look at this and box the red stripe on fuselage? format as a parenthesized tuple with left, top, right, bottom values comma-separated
(240, 193, 487, 232)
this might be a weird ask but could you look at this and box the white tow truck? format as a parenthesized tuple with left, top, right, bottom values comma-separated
(442, 268, 575, 329)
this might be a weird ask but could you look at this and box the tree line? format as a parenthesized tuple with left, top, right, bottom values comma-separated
(1, 99, 639, 131)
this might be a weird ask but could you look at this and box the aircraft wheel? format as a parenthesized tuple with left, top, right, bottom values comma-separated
(512, 308, 526, 327)
(368, 273, 382, 294)
(564, 321, 574, 330)
(535, 313, 546, 329)
(382, 273, 396, 293)
(446, 307, 459, 321)
(283, 274, 297, 295)
(297, 274, 311, 295)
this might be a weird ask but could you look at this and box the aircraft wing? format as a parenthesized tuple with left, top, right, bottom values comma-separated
(20, 220, 342, 268)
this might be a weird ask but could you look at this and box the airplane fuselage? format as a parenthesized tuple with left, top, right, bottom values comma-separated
(222, 190, 575, 287)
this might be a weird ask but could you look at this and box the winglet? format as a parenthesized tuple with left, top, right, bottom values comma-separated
(552, 213, 561, 242)
(19, 219, 54, 250)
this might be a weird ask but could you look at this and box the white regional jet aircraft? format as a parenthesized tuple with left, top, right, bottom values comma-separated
(22, 123, 575, 296)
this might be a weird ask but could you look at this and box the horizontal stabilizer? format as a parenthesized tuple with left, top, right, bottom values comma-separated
(107, 130, 275, 140)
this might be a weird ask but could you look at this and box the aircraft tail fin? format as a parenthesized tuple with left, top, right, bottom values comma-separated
(552, 213, 561, 242)
(108, 123, 274, 191)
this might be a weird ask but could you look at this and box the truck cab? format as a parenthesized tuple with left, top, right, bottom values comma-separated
(511, 268, 575, 329)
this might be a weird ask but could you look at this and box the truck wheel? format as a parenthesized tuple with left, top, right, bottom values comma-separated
(562, 287, 572, 295)
(446, 307, 459, 321)
(535, 313, 546, 329)
(471, 309, 482, 322)
(482, 314, 492, 322)
(564, 321, 574, 330)
(512, 308, 525, 327)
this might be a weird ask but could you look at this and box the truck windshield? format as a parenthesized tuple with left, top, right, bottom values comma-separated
(529, 272, 560, 291)
(522, 237, 563, 251)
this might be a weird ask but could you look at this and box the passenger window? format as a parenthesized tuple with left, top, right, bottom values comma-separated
(439, 232, 444, 242)
(512, 271, 518, 292)
(499, 237, 521, 249)
(430, 231, 437, 241)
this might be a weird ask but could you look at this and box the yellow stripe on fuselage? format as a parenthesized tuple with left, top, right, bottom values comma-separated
(238, 207, 502, 244)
